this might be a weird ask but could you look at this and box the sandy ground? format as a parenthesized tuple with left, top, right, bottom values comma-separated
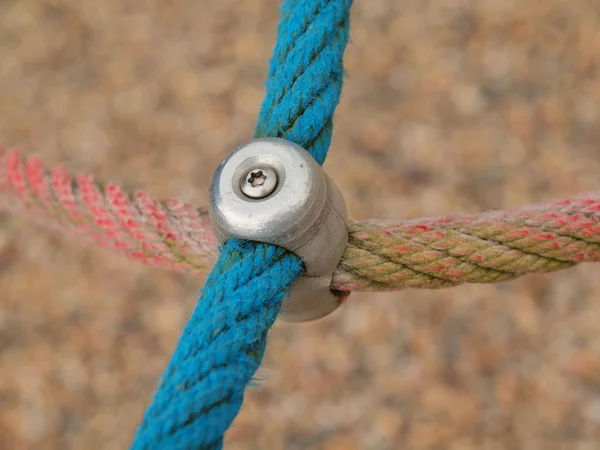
(1, 1, 600, 449)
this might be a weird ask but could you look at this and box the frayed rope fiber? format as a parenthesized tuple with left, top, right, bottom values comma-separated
(130, 0, 353, 448)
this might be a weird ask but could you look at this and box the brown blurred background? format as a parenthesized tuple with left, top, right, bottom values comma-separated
(1, 1, 600, 449)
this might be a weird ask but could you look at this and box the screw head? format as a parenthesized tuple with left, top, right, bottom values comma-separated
(240, 166, 278, 199)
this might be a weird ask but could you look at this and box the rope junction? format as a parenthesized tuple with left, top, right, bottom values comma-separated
(135, 0, 352, 447)
(1, 0, 599, 448)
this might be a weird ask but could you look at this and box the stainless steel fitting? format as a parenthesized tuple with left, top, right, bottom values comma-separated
(208, 138, 349, 322)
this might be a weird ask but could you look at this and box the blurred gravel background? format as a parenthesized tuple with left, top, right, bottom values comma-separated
(1, 1, 600, 449)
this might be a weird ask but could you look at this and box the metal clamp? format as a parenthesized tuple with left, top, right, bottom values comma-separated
(208, 138, 349, 322)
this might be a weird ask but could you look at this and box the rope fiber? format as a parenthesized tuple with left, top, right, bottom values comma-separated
(1, 0, 600, 447)
(2, 146, 599, 293)
(132, 0, 353, 447)
(131, 240, 303, 449)
(339, 199, 600, 290)
(255, 0, 352, 165)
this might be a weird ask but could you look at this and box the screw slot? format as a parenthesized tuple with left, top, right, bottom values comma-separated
(247, 170, 267, 187)
(240, 166, 278, 199)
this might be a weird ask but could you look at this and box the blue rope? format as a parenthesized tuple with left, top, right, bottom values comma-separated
(131, 1, 352, 448)
(256, 0, 352, 165)
(131, 240, 303, 449)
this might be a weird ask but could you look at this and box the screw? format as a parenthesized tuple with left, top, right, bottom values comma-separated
(240, 166, 278, 199)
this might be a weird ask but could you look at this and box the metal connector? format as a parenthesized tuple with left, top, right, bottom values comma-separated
(208, 138, 349, 322)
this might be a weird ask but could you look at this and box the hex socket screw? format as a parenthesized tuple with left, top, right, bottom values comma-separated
(208, 138, 349, 322)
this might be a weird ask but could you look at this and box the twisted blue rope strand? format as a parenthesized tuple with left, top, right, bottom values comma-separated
(257, 0, 351, 165)
(132, 240, 303, 449)
(131, 1, 352, 448)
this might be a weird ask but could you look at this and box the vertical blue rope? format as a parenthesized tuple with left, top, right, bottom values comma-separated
(256, 0, 352, 165)
(131, 1, 352, 448)
(131, 240, 303, 449)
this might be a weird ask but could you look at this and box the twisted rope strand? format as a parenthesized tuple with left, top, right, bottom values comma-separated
(336, 195, 600, 291)
(130, 240, 303, 449)
(255, 0, 352, 165)
(130, 0, 353, 447)
(2, 147, 599, 293)
(3, 0, 599, 447)
(0, 146, 218, 272)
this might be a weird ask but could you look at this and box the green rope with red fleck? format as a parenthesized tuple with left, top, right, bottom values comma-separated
(2, 146, 599, 292)
(337, 198, 600, 291)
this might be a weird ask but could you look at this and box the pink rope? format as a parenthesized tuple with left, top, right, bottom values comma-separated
(2, 146, 599, 292)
